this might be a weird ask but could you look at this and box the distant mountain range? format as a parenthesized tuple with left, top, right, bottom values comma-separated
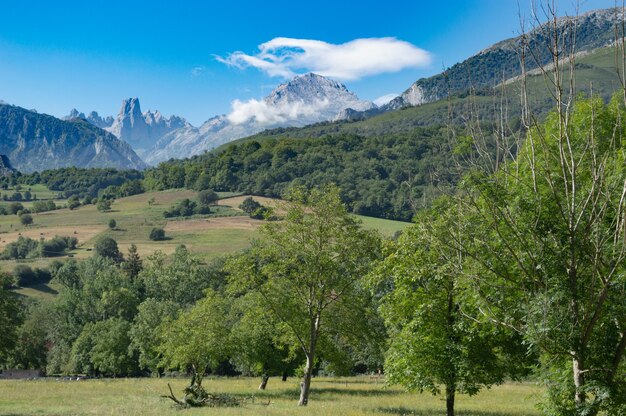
(69, 73, 375, 165)
(0, 104, 146, 173)
(0, 7, 622, 172)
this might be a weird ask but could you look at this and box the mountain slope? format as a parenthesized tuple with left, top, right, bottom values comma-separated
(0, 155, 16, 176)
(0, 104, 147, 173)
(343, 7, 621, 119)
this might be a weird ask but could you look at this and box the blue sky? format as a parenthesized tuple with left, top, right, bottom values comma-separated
(0, 0, 617, 125)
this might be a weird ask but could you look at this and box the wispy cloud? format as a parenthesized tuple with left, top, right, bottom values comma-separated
(190, 66, 206, 77)
(216, 37, 431, 81)
(374, 93, 399, 106)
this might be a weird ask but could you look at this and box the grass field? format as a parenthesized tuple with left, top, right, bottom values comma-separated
(5, 190, 410, 300)
(0, 377, 541, 416)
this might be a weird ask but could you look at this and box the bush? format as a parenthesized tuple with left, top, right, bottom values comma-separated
(240, 197, 273, 219)
(163, 199, 197, 218)
(1, 236, 39, 260)
(68, 195, 81, 210)
(250, 207, 270, 220)
(198, 189, 219, 206)
(7, 202, 24, 215)
(239, 197, 261, 215)
(97, 199, 112, 212)
(149, 227, 166, 241)
(32, 200, 56, 213)
(19, 213, 33, 226)
(40, 236, 77, 257)
(12, 265, 51, 287)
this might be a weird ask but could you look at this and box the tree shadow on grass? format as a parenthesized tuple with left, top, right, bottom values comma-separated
(376, 407, 531, 416)
(251, 386, 398, 401)
(30, 283, 58, 295)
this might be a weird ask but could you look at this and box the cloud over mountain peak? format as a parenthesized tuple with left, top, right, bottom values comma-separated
(217, 37, 431, 80)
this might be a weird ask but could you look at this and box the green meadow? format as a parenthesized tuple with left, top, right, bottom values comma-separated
(0, 377, 541, 416)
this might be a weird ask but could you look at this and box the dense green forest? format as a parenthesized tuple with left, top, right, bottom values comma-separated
(143, 127, 472, 221)
(10, 168, 144, 199)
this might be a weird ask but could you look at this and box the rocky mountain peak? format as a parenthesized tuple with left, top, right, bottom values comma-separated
(266, 72, 356, 106)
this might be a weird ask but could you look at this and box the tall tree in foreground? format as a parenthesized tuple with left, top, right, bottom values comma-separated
(459, 96, 626, 415)
(226, 185, 380, 406)
(370, 200, 530, 416)
(443, 5, 626, 413)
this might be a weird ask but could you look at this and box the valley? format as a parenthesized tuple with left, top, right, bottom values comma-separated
(1, 3, 625, 415)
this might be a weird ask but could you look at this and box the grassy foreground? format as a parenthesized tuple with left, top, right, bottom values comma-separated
(0, 377, 541, 415)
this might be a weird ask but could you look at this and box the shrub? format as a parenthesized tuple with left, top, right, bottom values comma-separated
(40, 236, 77, 257)
(32, 200, 56, 213)
(149, 227, 166, 241)
(239, 197, 261, 215)
(198, 189, 219, 206)
(12, 265, 51, 287)
(67, 195, 81, 210)
(7, 202, 24, 215)
(97, 199, 112, 212)
(1, 236, 39, 260)
(163, 199, 197, 218)
(19, 213, 33, 226)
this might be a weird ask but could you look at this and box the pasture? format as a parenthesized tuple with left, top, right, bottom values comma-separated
(0, 377, 541, 416)
(4, 190, 410, 298)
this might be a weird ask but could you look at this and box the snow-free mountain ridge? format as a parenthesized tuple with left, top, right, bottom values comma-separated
(1, 103, 147, 173)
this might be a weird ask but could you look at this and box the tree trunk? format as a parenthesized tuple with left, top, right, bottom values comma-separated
(258, 374, 269, 390)
(446, 384, 455, 416)
(299, 353, 314, 406)
(572, 355, 586, 407)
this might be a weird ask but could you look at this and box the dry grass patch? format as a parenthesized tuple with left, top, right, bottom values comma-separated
(218, 195, 280, 210)
(0, 225, 106, 250)
(164, 217, 261, 233)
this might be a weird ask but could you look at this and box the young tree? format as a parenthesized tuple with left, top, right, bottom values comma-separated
(227, 291, 300, 390)
(371, 201, 530, 416)
(93, 236, 122, 263)
(226, 185, 380, 406)
(122, 243, 143, 279)
(130, 299, 178, 375)
(158, 290, 230, 385)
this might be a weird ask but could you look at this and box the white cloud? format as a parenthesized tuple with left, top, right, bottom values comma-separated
(190, 66, 205, 77)
(216, 37, 431, 81)
(227, 97, 330, 126)
(374, 93, 399, 106)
